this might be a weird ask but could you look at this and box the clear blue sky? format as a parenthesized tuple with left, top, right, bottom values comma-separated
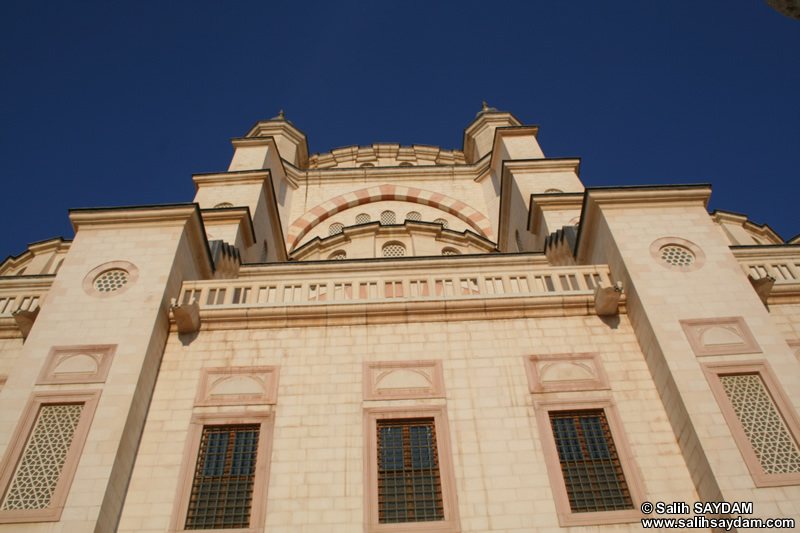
(2, 2, 798, 259)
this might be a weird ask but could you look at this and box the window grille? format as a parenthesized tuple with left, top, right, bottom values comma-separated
(433, 218, 448, 229)
(382, 243, 406, 258)
(377, 418, 444, 523)
(442, 248, 459, 256)
(185, 425, 260, 529)
(94, 269, 129, 293)
(214, 202, 233, 208)
(720, 374, 800, 474)
(1, 404, 83, 510)
(549, 410, 633, 513)
(328, 251, 347, 260)
(329, 223, 344, 236)
(405, 211, 422, 222)
(381, 211, 396, 225)
(355, 213, 371, 225)
(659, 245, 694, 267)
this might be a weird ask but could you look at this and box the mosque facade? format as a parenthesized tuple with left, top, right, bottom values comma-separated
(0, 106, 799, 532)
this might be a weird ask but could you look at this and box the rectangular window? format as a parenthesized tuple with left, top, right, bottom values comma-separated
(0, 390, 100, 524)
(185, 425, 260, 530)
(171, 412, 273, 532)
(364, 406, 459, 533)
(534, 399, 645, 526)
(702, 361, 800, 487)
(377, 418, 443, 523)
(549, 410, 632, 513)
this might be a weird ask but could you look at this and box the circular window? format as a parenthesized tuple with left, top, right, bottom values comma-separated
(82, 261, 139, 297)
(355, 213, 371, 225)
(406, 211, 422, 222)
(328, 250, 347, 260)
(434, 218, 449, 229)
(329, 223, 344, 236)
(659, 245, 694, 267)
(382, 243, 406, 258)
(649, 237, 705, 272)
(94, 269, 129, 292)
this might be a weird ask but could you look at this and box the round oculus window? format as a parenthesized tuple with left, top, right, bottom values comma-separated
(659, 245, 695, 268)
(93, 269, 129, 293)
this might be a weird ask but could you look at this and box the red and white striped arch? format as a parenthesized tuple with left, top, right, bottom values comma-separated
(287, 184, 494, 250)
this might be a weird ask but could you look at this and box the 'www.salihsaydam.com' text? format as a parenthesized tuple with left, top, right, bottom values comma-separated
(642, 516, 795, 530)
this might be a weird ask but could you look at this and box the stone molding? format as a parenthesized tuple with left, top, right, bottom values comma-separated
(362, 360, 445, 401)
(194, 366, 280, 407)
(523, 353, 610, 393)
(680, 316, 761, 357)
(36, 344, 116, 385)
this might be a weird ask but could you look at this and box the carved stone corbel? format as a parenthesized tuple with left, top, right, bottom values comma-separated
(170, 299, 201, 333)
(748, 274, 775, 305)
(594, 282, 623, 316)
(12, 306, 40, 340)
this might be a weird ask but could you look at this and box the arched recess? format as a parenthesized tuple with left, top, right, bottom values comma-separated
(287, 185, 494, 250)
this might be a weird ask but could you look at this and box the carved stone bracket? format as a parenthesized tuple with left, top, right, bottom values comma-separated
(594, 282, 623, 316)
(170, 299, 201, 333)
(749, 274, 775, 305)
(12, 306, 39, 340)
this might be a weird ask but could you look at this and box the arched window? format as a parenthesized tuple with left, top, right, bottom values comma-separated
(442, 248, 460, 256)
(360, 163, 375, 168)
(405, 211, 422, 222)
(355, 213, 371, 225)
(434, 218, 449, 229)
(544, 188, 563, 194)
(380, 211, 396, 225)
(382, 242, 406, 258)
(329, 223, 344, 236)
(398, 162, 413, 167)
(328, 250, 347, 260)
(214, 202, 234, 208)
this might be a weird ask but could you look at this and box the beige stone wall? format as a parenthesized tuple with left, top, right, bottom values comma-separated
(580, 193, 800, 519)
(117, 313, 699, 532)
(0, 339, 23, 381)
(769, 303, 800, 341)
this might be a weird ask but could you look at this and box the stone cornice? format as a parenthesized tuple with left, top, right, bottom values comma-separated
(173, 291, 626, 331)
(574, 185, 712, 265)
(528, 193, 584, 233)
(200, 207, 256, 249)
(193, 169, 273, 188)
(285, 158, 491, 185)
(730, 244, 800, 262)
(0, 275, 55, 292)
(69, 204, 214, 278)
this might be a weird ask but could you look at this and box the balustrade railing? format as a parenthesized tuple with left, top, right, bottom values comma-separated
(178, 265, 614, 308)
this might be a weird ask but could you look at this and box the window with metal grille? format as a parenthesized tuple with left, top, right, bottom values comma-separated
(329, 223, 344, 236)
(433, 218, 448, 229)
(719, 373, 800, 474)
(382, 243, 406, 258)
(549, 410, 633, 513)
(380, 211, 396, 225)
(377, 418, 444, 523)
(355, 213, 371, 225)
(405, 211, 422, 222)
(185, 425, 260, 530)
(1, 404, 83, 511)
